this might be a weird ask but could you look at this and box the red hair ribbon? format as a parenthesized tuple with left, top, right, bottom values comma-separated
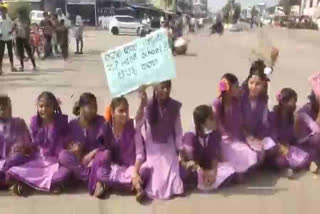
(104, 105, 112, 121)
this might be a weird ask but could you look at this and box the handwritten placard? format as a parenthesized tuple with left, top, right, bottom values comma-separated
(101, 29, 176, 97)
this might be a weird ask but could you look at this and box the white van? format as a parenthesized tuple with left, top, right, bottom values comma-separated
(30, 10, 45, 25)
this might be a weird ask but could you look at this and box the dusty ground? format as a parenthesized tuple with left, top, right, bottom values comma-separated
(0, 26, 320, 214)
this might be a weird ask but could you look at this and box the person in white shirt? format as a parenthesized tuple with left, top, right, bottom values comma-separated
(74, 15, 84, 54)
(0, 4, 17, 74)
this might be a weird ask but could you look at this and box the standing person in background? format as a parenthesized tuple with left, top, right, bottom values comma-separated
(74, 15, 84, 55)
(56, 20, 69, 61)
(40, 11, 53, 59)
(189, 15, 196, 33)
(56, 9, 65, 22)
(13, 10, 36, 72)
(51, 14, 60, 57)
(0, 3, 17, 75)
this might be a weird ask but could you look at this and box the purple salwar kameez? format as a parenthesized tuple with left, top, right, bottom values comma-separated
(213, 98, 258, 173)
(8, 114, 71, 192)
(182, 131, 235, 191)
(58, 115, 108, 195)
(269, 111, 310, 170)
(0, 118, 32, 185)
(95, 119, 150, 192)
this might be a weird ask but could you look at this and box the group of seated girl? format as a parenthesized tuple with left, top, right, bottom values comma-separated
(0, 60, 319, 202)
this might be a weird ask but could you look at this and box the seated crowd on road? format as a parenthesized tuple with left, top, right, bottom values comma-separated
(2, 58, 320, 203)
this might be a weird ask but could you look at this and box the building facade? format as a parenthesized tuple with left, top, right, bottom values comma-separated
(300, 0, 320, 17)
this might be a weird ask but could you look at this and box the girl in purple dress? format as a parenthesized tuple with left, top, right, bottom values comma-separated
(0, 95, 33, 187)
(58, 93, 109, 196)
(270, 88, 310, 178)
(213, 73, 258, 182)
(8, 92, 71, 195)
(181, 105, 235, 191)
(295, 91, 320, 173)
(135, 80, 184, 200)
(94, 95, 150, 202)
(240, 63, 277, 164)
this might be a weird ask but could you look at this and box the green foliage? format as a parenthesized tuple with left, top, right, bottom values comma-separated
(278, 0, 301, 15)
(8, 1, 32, 20)
(177, 0, 192, 13)
(222, 0, 241, 24)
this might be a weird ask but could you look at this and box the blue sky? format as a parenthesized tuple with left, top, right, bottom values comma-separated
(208, 0, 279, 12)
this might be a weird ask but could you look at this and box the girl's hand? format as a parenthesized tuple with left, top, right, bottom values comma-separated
(202, 169, 214, 187)
(247, 137, 264, 151)
(82, 149, 98, 165)
(131, 171, 143, 192)
(67, 142, 83, 159)
(81, 153, 92, 166)
(279, 143, 289, 156)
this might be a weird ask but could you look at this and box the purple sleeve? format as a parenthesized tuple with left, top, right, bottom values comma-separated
(53, 115, 69, 155)
(268, 112, 278, 142)
(97, 123, 110, 151)
(134, 129, 146, 163)
(29, 115, 42, 146)
(298, 108, 320, 134)
(260, 107, 271, 138)
(23, 121, 32, 145)
(174, 112, 184, 152)
(182, 132, 195, 161)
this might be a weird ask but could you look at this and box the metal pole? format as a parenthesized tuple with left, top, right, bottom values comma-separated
(65, 0, 68, 17)
(95, 0, 97, 26)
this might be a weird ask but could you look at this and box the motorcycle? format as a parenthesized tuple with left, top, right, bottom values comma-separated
(210, 22, 224, 35)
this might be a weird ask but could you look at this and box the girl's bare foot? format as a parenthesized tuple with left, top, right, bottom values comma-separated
(52, 185, 64, 194)
(285, 168, 294, 179)
(309, 162, 319, 174)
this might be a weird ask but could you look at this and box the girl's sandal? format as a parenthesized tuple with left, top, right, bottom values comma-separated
(135, 189, 146, 203)
(94, 182, 107, 198)
(9, 183, 28, 196)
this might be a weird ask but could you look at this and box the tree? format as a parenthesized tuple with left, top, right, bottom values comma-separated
(177, 0, 192, 14)
(278, 0, 301, 15)
(222, 0, 241, 24)
(8, 1, 32, 20)
(251, 6, 258, 17)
